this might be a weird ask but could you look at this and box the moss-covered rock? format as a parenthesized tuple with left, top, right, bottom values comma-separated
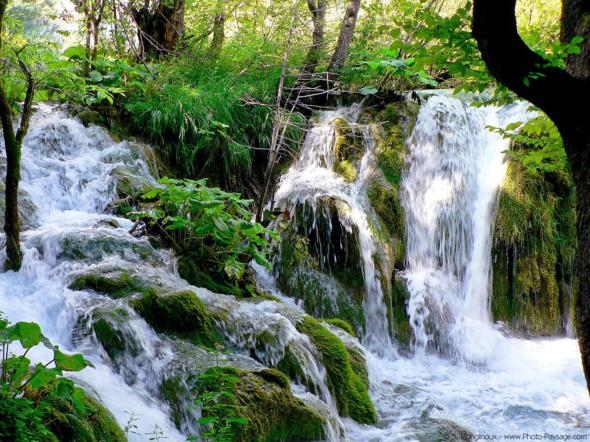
(492, 156, 575, 335)
(333, 117, 365, 182)
(277, 207, 366, 333)
(197, 366, 325, 442)
(88, 306, 142, 361)
(323, 318, 355, 336)
(297, 317, 376, 424)
(367, 179, 406, 265)
(131, 288, 222, 348)
(45, 393, 125, 442)
(59, 231, 157, 264)
(391, 276, 411, 346)
(69, 271, 142, 299)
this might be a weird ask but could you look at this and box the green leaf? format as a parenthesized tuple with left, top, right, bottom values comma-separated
(63, 45, 86, 60)
(54, 348, 94, 372)
(89, 70, 103, 82)
(8, 322, 42, 348)
(359, 86, 378, 95)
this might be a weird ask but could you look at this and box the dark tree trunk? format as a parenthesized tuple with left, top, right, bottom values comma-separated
(329, 0, 361, 72)
(472, 0, 590, 393)
(133, 0, 185, 59)
(0, 0, 34, 272)
(561, 0, 590, 77)
(301, 0, 327, 75)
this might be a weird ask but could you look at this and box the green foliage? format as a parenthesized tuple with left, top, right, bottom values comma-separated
(0, 314, 123, 441)
(347, 1, 494, 94)
(192, 366, 325, 442)
(125, 57, 301, 188)
(134, 177, 276, 294)
(191, 367, 248, 442)
(297, 317, 376, 424)
(491, 115, 568, 176)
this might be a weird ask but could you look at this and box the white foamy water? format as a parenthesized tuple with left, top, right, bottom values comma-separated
(273, 106, 395, 355)
(0, 105, 184, 441)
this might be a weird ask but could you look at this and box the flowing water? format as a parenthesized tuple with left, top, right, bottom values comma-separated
(0, 98, 588, 442)
(272, 95, 589, 439)
(272, 105, 394, 355)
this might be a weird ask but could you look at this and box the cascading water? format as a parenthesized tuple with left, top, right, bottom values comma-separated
(273, 95, 589, 439)
(272, 106, 394, 355)
(1, 98, 588, 442)
(0, 104, 346, 441)
(401, 95, 532, 362)
(0, 104, 185, 440)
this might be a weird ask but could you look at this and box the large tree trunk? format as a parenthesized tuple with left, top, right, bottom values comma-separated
(133, 0, 185, 59)
(472, 0, 590, 393)
(561, 0, 590, 77)
(301, 0, 327, 75)
(329, 0, 361, 72)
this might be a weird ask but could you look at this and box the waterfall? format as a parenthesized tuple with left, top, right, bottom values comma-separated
(1, 100, 588, 442)
(272, 106, 394, 355)
(401, 95, 530, 362)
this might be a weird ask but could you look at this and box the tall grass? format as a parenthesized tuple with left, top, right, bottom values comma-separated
(125, 53, 300, 191)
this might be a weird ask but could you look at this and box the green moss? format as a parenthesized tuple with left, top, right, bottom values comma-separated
(391, 278, 411, 345)
(131, 288, 222, 348)
(93, 317, 126, 360)
(69, 271, 142, 299)
(367, 180, 406, 265)
(334, 159, 357, 182)
(87, 306, 145, 363)
(333, 117, 365, 182)
(297, 317, 376, 424)
(45, 394, 125, 442)
(159, 376, 187, 428)
(324, 318, 355, 336)
(197, 366, 325, 442)
(277, 228, 365, 332)
(276, 346, 306, 382)
(492, 153, 576, 335)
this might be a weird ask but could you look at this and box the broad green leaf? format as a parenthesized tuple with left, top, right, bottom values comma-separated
(63, 45, 86, 59)
(54, 348, 94, 372)
(8, 322, 42, 348)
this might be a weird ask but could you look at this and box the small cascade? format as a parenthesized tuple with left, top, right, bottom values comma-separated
(272, 106, 394, 355)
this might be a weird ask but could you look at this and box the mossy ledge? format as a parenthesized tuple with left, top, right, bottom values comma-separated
(69, 271, 143, 299)
(131, 288, 222, 349)
(197, 366, 326, 442)
(296, 317, 377, 424)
